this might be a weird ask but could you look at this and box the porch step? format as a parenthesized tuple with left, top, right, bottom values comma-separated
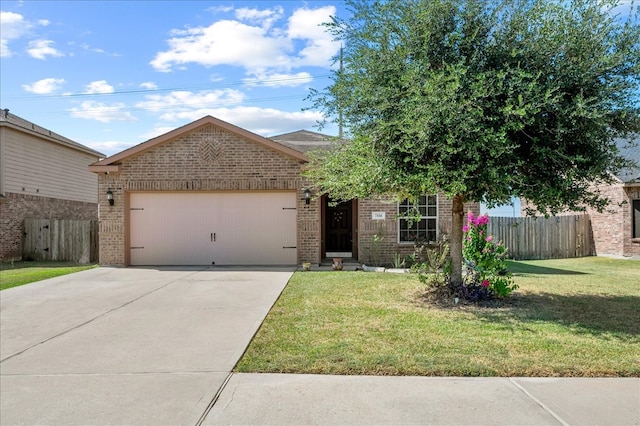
(319, 257, 360, 266)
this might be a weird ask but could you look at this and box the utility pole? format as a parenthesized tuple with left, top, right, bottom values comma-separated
(338, 44, 344, 139)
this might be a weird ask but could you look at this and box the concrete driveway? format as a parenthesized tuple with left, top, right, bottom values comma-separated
(0, 266, 293, 425)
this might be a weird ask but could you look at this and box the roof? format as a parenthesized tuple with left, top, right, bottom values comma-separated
(269, 129, 343, 153)
(615, 136, 640, 183)
(0, 108, 104, 158)
(89, 115, 309, 173)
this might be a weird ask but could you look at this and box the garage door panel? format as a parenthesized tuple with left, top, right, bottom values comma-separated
(129, 192, 297, 266)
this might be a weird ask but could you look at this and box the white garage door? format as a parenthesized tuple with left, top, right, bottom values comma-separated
(129, 192, 297, 265)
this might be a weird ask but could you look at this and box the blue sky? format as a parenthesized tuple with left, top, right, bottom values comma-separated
(10, 1, 635, 216)
(1, 1, 345, 156)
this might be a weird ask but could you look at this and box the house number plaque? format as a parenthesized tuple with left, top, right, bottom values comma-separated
(372, 212, 386, 220)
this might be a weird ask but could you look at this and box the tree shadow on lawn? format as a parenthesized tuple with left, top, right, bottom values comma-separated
(471, 292, 640, 339)
(507, 261, 587, 276)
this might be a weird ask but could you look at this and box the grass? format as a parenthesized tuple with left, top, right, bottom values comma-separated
(0, 261, 97, 290)
(236, 257, 640, 377)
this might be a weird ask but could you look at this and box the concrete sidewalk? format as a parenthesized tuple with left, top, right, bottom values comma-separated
(205, 374, 640, 425)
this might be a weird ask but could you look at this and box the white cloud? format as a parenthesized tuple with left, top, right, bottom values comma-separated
(84, 140, 137, 157)
(135, 89, 246, 113)
(155, 106, 323, 136)
(243, 71, 313, 87)
(80, 43, 106, 54)
(140, 126, 180, 141)
(1, 11, 29, 57)
(139, 81, 158, 90)
(84, 80, 114, 94)
(0, 12, 53, 57)
(22, 77, 65, 94)
(27, 39, 64, 59)
(235, 6, 283, 29)
(150, 19, 291, 73)
(206, 5, 234, 14)
(150, 5, 339, 75)
(1, 39, 11, 58)
(69, 101, 137, 123)
(287, 6, 337, 68)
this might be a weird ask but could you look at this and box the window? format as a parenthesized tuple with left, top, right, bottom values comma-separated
(633, 200, 640, 239)
(398, 195, 438, 243)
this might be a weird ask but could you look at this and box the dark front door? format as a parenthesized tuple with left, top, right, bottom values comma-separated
(325, 199, 353, 253)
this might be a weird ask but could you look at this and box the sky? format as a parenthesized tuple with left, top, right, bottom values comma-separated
(8, 1, 635, 217)
(1, 0, 345, 157)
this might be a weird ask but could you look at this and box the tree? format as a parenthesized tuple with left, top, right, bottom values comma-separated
(305, 0, 640, 286)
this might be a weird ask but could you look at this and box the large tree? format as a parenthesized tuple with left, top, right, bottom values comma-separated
(305, 0, 640, 285)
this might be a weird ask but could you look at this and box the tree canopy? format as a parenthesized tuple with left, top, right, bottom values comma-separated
(305, 0, 640, 285)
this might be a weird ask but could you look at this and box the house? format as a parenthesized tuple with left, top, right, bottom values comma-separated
(521, 137, 640, 258)
(89, 115, 479, 267)
(587, 138, 640, 257)
(0, 109, 105, 261)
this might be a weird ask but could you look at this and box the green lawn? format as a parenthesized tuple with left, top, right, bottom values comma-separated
(236, 257, 640, 377)
(0, 261, 98, 290)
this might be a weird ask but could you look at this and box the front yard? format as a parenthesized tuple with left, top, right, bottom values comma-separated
(236, 257, 640, 377)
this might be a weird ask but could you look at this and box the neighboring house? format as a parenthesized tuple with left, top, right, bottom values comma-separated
(89, 115, 479, 267)
(588, 138, 640, 257)
(0, 109, 104, 261)
(521, 137, 640, 258)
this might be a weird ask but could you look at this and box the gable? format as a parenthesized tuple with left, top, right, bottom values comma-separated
(89, 116, 308, 173)
(119, 123, 305, 182)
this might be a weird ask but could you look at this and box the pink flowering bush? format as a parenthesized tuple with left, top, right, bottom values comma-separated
(462, 212, 517, 298)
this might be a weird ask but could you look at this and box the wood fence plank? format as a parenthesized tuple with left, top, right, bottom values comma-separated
(487, 214, 592, 260)
(23, 219, 98, 263)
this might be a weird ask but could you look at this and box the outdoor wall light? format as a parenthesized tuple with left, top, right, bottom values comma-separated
(303, 188, 311, 205)
(106, 189, 114, 206)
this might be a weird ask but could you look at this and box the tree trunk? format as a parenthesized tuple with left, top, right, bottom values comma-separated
(450, 194, 465, 286)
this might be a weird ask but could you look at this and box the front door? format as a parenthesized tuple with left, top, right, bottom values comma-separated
(325, 198, 353, 256)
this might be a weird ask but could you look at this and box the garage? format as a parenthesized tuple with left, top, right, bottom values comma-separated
(129, 192, 297, 266)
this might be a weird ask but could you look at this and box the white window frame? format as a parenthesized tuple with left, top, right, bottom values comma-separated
(397, 194, 438, 244)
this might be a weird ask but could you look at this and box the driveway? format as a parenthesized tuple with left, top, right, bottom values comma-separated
(0, 266, 293, 425)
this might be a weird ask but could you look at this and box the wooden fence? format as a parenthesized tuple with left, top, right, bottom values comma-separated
(487, 215, 593, 260)
(23, 219, 98, 264)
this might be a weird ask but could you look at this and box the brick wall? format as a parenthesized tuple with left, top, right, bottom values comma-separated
(0, 192, 98, 261)
(97, 124, 308, 266)
(357, 194, 480, 266)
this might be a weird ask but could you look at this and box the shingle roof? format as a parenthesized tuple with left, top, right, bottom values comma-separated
(0, 108, 104, 158)
(269, 130, 343, 153)
(615, 136, 640, 183)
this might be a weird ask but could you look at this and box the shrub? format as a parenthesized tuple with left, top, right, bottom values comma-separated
(462, 212, 517, 298)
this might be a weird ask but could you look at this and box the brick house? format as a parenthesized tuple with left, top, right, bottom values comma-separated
(586, 138, 640, 257)
(89, 115, 479, 267)
(0, 109, 104, 261)
(521, 137, 640, 258)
